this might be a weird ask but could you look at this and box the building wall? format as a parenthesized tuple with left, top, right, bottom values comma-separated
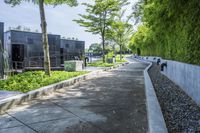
(61, 39, 85, 63)
(0, 22, 4, 78)
(5, 30, 61, 68)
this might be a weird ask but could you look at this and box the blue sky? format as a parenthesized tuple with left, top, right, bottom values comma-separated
(0, 0, 138, 48)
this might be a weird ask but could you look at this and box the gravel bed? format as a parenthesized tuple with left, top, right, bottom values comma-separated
(148, 63, 200, 133)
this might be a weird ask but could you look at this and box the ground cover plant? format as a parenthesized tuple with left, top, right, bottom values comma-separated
(87, 54, 128, 67)
(87, 61, 115, 67)
(0, 71, 88, 93)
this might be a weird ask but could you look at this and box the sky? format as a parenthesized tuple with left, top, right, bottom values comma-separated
(0, 0, 138, 48)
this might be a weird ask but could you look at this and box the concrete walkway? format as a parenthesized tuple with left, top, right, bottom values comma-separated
(0, 59, 148, 133)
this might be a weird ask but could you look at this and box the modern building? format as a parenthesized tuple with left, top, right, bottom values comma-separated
(60, 39, 85, 64)
(4, 30, 61, 69)
(3, 29, 85, 70)
(0, 22, 4, 78)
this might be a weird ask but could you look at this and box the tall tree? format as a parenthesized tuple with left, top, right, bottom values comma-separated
(109, 10, 133, 60)
(74, 0, 128, 63)
(89, 43, 102, 55)
(5, 0, 78, 76)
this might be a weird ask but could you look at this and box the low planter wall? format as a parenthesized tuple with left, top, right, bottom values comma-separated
(64, 60, 83, 71)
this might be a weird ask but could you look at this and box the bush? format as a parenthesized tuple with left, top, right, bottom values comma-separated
(87, 61, 114, 67)
(115, 54, 127, 63)
(107, 51, 114, 58)
(0, 71, 88, 92)
(87, 54, 128, 67)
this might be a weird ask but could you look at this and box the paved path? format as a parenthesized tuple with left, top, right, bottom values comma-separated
(0, 58, 148, 133)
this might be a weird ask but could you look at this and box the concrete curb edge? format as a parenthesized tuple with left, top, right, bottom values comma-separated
(135, 57, 168, 133)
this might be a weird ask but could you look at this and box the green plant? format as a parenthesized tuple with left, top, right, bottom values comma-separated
(129, 0, 200, 65)
(115, 54, 126, 63)
(74, 0, 129, 62)
(0, 71, 88, 92)
(107, 51, 114, 58)
(88, 61, 115, 67)
(88, 54, 127, 67)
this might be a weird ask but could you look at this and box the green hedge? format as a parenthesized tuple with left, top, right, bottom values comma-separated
(87, 60, 115, 67)
(87, 54, 127, 67)
(129, 0, 200, 65)
(0, 71, 88, 92)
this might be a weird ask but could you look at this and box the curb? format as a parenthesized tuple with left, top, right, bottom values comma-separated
(134, 57, 168, 133)
(0, 62, 129, 114)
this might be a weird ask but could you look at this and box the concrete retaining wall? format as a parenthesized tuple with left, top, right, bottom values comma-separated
(141, 56, 200, 105)
(162, 60, 200, 104)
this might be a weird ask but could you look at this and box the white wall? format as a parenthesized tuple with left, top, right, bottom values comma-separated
(162, 60, 200, 104)
(141, 56, 200, 105)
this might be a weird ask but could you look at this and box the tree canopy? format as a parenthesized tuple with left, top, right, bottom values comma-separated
(108, 10, 133, 60)
(4, 0, 78, 6)
(74, 0, 129, 62)
(89, 43, 102, 55)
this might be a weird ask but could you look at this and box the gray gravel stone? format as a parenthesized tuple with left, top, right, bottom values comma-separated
(149, 63, 200, 133)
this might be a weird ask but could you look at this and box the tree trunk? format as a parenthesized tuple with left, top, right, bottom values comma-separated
(120, 45, 122, 60)
(101, 11, 107, 63)
(0, 40, 4, 79)
(102, 35, 105, 63)
(39, 0, 51, 76)
(113, 44, 116, 56)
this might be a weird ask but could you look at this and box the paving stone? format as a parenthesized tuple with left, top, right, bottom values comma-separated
(0, 114, 23, 129)
(29, 117, 104, 133)
(0, 125, 36, 133)
(82, 106, 147, 133)
(7, 104, 75, 124)
(64, 106, 120, 117)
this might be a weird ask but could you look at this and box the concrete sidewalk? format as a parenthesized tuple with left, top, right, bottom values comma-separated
(0, 59, 148, 133)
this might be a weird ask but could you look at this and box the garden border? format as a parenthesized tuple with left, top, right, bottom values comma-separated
(134, 57, 168, 133)
(0, 62, 129, 114)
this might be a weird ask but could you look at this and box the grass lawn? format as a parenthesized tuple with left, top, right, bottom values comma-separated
(87, 61, 115, 67)
(115, 55, 127, 63)
(87, 54, 128, 67)
(0, 71, 88, 93)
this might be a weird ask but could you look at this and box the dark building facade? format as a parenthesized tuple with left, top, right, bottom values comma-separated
(60, 39, 85, 64)
(4, 30, 61, 69)
(0, 22, 4, 78)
